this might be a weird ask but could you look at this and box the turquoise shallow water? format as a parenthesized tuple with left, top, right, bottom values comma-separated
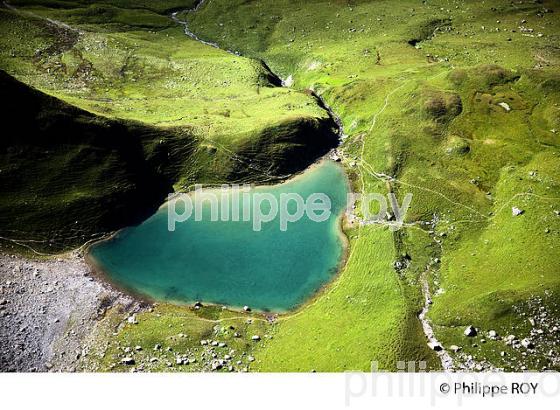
(89, 160, 348, 311)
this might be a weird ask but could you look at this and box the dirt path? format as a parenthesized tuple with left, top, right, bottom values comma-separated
(3, 0, 80, 33)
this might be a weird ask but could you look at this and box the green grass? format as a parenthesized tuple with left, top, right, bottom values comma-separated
(85, 304, 272, 372)
(1, 0, 560, 371)
(252, 225, 438, 372)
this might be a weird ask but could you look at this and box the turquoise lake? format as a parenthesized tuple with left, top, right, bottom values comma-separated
(89, 160, 348, 312)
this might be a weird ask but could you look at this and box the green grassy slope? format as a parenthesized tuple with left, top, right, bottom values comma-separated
(0, 69, 178, 252)
(186, 0, 560, 371)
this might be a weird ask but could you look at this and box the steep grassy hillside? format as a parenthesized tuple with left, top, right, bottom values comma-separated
(0, 70, 178, 253)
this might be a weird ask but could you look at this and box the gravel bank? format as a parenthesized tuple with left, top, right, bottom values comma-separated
(0, 252, 139, 372)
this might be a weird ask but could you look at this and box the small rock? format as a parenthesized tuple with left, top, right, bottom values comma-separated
(450, 345, 462, 353)
(121, 357, 135, 365)
(498, 102, 511, 112)
(243, 306, 251, 312)
(488, 330, 498, 339)
(464, 325, 477, 337)
(512, 207, 524, 216)
(505, 334, 519, 346)
(251, 335, 261, 341)
(521, 338, 535, 349)
(428, 342, 443, 351)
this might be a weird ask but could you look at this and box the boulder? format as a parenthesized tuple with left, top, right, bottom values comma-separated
(121, 357, 135, 365)
(505, 334, 517, 345)
(498, 102, 511, 112)
(521, 338, 535, 349)
(464, 325, 477, 337)
(450, 345, 462, 353)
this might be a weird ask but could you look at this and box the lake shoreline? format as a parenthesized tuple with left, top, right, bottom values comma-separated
(84, 157, 352, 317)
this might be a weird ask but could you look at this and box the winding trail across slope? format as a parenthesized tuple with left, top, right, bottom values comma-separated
(3, 0, 80, 33)
(354, 68, 457, 370)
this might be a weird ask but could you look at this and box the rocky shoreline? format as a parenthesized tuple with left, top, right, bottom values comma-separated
(0, 252, 140, 372)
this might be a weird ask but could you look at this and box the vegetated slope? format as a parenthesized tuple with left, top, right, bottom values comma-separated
(186, 0, 560, 371)
(0, 1, 339, 253)
(0, 69, 184, 252)
(0, 69, 338, 252)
